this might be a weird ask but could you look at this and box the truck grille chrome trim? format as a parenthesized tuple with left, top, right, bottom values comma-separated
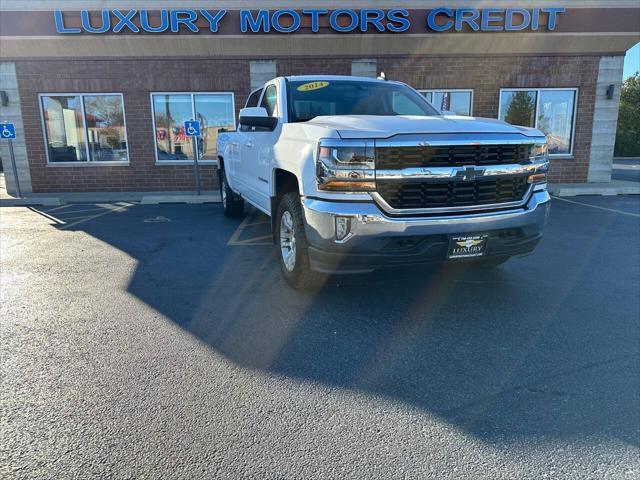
(375, 162, 546, 181)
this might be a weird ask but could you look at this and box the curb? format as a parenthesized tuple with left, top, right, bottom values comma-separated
(548, 183, 640, 197)
(0, 197, 63, 206)
(140, 194, 221, 205)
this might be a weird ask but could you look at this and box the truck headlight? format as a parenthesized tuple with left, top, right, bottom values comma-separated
(528, 142, 549, 187)
(316, 140, 375, 192)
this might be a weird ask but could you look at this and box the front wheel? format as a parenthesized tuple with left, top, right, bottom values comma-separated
(276, 193, 321, 289)
(219, 168, 244, 218)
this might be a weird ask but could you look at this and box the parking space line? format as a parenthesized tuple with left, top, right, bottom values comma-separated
(227, 210, 273, 246)
(42, 204, 72, 213)
(50, 207, 107, 216)
(233, 235, 273, 246)
(227, 215, 253, 246)
(60, 202, 133, 229)
(552, 196, 640, 217)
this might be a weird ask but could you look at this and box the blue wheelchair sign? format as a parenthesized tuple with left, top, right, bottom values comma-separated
(1, 123, 16, 140)
(184, 120, 201, 137)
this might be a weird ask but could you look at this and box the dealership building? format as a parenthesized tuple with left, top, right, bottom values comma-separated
(0, 1, 638, 195)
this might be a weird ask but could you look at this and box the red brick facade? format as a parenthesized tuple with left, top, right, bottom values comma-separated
(16, 55, 600, 192)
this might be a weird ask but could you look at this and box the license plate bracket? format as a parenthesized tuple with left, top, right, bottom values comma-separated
(447, 234, 489, 259)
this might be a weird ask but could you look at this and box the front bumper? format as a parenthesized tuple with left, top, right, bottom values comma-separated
(302, 190, 551, 273)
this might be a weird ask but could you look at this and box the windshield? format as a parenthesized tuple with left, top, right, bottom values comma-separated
(287, 79, 440, 122)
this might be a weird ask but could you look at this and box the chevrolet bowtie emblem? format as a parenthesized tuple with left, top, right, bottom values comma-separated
(454, 166, 486, 181)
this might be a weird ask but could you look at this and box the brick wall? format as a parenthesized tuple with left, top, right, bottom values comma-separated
(17, 55, 599, 192)
(17, 59, 250, 193)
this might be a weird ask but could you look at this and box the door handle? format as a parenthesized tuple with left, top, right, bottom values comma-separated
(245, 141, 254, 148)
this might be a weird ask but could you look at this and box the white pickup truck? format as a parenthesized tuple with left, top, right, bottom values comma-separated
(217, 76, 550, 287)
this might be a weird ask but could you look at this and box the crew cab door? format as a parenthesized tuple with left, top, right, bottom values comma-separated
(227, 88, 262, 194)
(239, 82, 281, 212)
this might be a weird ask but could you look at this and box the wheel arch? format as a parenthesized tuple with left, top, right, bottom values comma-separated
(271, 168, 301, 244)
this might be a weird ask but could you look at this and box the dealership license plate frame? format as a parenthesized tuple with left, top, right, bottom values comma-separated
(447, 234, 489, 259)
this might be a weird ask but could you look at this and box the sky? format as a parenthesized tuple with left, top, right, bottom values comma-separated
(623, 42, 639, 80)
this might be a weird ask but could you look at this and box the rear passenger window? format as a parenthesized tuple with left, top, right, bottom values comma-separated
(261, 85, 278, 117)
(245, 89, 262, 108)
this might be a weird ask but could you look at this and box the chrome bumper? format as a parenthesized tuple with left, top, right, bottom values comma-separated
(302, 190, 551, 273)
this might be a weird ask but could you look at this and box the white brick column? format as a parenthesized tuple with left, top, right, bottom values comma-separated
(587, 56, 625, 183)
(0, 62, 32, 195)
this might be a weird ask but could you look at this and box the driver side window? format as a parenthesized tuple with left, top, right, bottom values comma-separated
(261, 85, 278, 117)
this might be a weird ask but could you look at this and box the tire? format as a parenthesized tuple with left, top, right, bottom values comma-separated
(219, 168, 244, 218)
(276, 192, 322, 289)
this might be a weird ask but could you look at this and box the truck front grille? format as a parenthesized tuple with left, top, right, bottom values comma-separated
(377, 177, 530, 210)
(376, 144, 530, 169)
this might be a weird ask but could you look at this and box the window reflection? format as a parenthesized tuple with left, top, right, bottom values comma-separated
(41, 95, 88, 162)
(499, 89, 577, 155)
(84, 95, 128, 161)
(152, 93, 236, 162)
(538, 90, 576, 155)
(499, 90, 537, 127)
(194, 94, 235, 161)
(420, 90, 473, 116)
(153, 94, 193, 161)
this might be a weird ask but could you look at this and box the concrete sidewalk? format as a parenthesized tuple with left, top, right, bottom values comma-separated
(0, 174, 221, 206)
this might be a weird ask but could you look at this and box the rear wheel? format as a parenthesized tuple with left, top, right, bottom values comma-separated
(219, 168, 244, 218)
(276, 192, 321, 289)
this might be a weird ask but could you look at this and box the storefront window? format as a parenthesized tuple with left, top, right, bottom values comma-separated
(152, 93, 235, 162)
(499, 88, 577, 155)
(420, 90, 473, 116)
(41, 94, 128, 163)
(84, 95, 128, 162)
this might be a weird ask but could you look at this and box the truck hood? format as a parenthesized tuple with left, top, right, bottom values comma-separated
(305, 115, 544, 139)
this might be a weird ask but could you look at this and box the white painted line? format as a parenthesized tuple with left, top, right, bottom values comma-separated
(60, 202, 133, 229)
(227, 215, 253, 246)
(43, 204, 72, 213)
(552, 196, 640, 217)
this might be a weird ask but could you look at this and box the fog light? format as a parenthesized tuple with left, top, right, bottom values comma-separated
(335, 216, 351, 242)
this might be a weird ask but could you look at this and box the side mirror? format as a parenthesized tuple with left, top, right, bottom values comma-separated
(239, 107, 278, 131)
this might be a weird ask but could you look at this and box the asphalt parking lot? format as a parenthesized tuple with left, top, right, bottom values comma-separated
(1, 196, 639, 479)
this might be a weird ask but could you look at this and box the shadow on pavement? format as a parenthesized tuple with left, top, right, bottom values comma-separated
(31, 199, 640, 448)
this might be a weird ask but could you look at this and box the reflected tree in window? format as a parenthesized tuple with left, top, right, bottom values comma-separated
(504, 91, 536, 127)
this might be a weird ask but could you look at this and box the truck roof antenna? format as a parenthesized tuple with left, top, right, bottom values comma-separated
(377, 72, 387, 81)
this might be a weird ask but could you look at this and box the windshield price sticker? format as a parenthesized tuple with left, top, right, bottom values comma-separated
(297, 81, 329, 92)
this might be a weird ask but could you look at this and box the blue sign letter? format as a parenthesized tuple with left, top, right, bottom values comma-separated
(170, 10, 199, 33)
(113, 10, 140, 33)
(302, 9, 327, 33)
(272, 10, 301, 33)
(329, 10, 358, 32)
(386, 9, 410, 32)
(455, 8, 480, 32)
(200, 10, 226, 32)
(360, 9, 385, 32)
(541, 7, 565, 31)
(240, 10, 270, 33)
(140, 10, 169, 33)
(505, 8, 531, 31)
(481, 8, 504, 31)
(80, 10, 111, 34)
(54, 11, 81, 34)
(427, 8, 453, 32)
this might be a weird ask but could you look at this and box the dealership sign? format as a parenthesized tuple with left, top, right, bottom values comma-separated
(54, 8, 566, 34)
